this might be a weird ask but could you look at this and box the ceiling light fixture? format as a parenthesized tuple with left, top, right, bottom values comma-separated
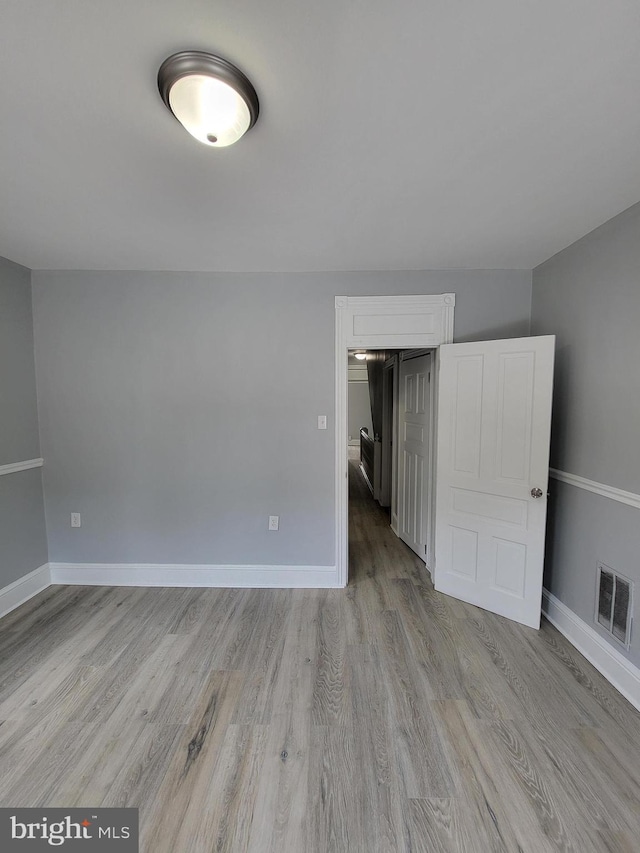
(158, 50, 259, 148)
(354, 352, 367, 360)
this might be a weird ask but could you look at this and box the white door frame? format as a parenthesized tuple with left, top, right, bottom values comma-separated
(335, 294, 455, 586)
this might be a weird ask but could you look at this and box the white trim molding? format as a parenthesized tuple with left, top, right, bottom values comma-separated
(49, 563, 339, 589)
(0, 457, 43, 477)
(0, 564, 51, 619)
(542, 588, 640, 713)
(336, 293, 455, 351)
(550, 468, 640, 511)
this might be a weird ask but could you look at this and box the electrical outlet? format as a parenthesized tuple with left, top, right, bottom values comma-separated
(71, 512, 81, 528)
(268, 515, 279, 531)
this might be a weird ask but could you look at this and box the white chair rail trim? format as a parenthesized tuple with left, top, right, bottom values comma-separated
(0, 457, 44, 476)
(550, 468, 640, 511)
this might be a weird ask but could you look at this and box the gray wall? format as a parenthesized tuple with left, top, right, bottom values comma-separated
(32, 269, 531, 568)
(0, 256, 48, 586)
(532, 201, 640, 666)
(348, 379, 373, 444)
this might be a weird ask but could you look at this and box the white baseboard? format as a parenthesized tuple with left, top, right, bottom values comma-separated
(542, 588, 640, 712)
(49, 562, 339, 589)
(0, 564, 51, 619)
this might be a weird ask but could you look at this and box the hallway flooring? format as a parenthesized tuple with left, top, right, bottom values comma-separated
(0, 456, 639, 850)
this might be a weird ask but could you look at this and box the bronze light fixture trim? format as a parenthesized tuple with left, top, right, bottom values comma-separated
(158, 51, 259, 147)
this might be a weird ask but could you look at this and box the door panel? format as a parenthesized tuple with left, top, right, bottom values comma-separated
(452, 356, 483, 476)
(435, 336, 554, 628)
(398, 353, 431, 561)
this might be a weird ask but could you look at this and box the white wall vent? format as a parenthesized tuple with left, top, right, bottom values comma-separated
(596, 562, 633, 648)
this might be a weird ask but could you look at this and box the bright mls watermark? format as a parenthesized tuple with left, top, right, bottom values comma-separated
(0, 809, 138, 851)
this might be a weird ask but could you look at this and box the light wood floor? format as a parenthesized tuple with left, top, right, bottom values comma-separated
(1, 459, 640, 851)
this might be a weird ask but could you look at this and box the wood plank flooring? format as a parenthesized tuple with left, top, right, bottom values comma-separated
(1, 455, 639, 850)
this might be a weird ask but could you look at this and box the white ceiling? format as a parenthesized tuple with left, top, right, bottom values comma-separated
(1, 0, 639, 272)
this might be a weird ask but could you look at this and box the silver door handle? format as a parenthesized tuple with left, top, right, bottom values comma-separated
(530, 487, 543, 498)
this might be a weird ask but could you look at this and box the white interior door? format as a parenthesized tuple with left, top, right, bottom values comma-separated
(434, 336, 555, 628)
(398, 353, 431, 561)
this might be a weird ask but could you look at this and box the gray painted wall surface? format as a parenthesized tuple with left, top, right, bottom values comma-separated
(32, 269, 531, 567)
(532, 203, 640, 491)
(348, 381, 373, 444)
(0, 257, 41, 464)
(0, 256, 48, 586)
(532, 201, 640, 667)
(0, 468, 48, 586)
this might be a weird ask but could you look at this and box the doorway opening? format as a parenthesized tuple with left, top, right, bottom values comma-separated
(336, 295, 555, 630)
(335, 294, 456, 588)
(347, 348, 436, 577)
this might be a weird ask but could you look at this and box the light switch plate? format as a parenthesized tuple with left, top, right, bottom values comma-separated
(317, 415, 327, 430)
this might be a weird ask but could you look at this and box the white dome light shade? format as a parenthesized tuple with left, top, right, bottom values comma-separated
(158, 51, 259, 148)
(169, 75, 251, 147)
(354, 352, 367, 360)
